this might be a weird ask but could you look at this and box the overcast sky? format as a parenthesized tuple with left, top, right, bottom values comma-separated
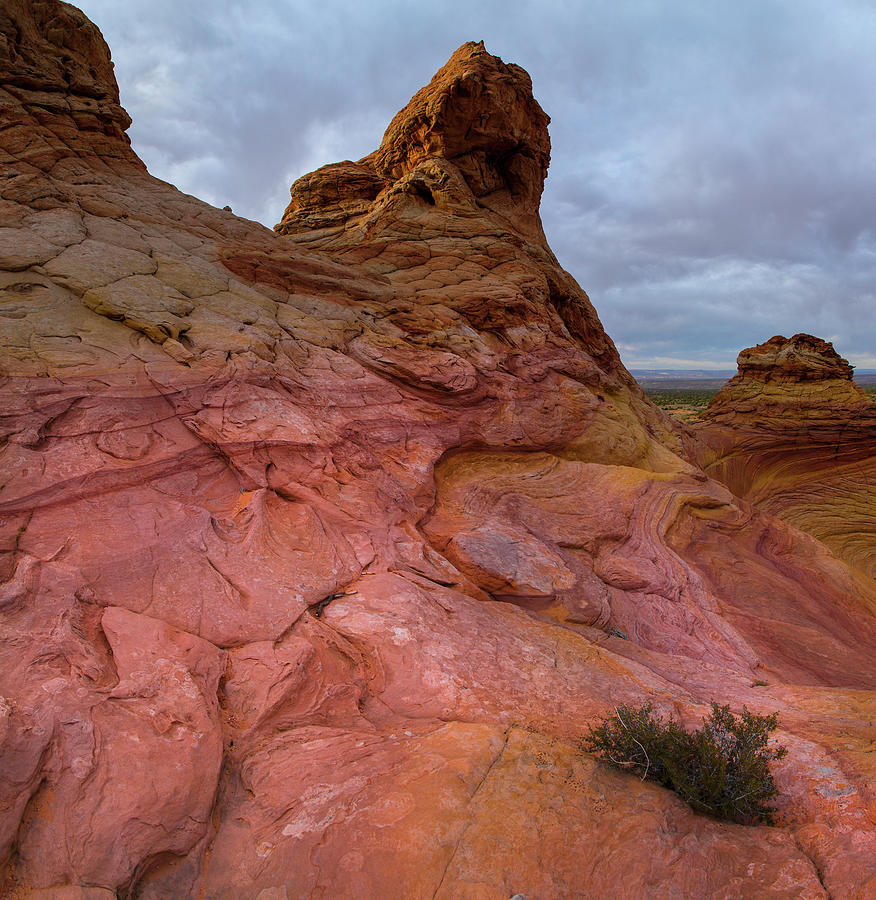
(74, 0, 876, 370)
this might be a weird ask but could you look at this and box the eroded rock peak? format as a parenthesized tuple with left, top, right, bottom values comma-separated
(371, 41, 550, 205)
(0, 0, 139, 172)
(276, 41, 551, 244)
(1, 0, 130, 127)
(2, 1, 110, 94)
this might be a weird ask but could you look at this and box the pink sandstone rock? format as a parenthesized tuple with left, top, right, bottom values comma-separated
(1, 4, 875, 898)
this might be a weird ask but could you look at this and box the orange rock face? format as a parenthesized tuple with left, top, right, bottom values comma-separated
(696, 334, 876, 578)
(2, 5, 876, 898)
(277, 41, 552, 246)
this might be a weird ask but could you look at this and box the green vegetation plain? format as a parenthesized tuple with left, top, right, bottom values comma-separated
(643, 379, 876, 420)
(644, 388, 718, 422)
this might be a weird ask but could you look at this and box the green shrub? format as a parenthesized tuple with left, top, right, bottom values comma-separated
(583, 702, 787, 825)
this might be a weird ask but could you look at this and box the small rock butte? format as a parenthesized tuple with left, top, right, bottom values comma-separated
(695, 333, 876, 578)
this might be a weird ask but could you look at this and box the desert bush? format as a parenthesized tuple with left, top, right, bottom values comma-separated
(583, 702, 787, 825)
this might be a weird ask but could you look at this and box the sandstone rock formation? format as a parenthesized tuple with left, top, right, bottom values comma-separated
(2, 5, 876, 898)
(700, 334, 871, 418)
(696, 334, 876, 578)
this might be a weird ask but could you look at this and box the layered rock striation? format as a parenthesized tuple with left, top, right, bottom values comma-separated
(2, 5, 876, 898)
(700, 333, 871, 422)
(696, 334, 876, 577)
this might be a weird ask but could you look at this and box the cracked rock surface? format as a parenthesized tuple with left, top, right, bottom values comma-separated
(1, 5, 875, 898)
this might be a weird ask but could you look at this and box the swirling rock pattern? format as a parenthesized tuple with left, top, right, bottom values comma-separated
(1, 6, 876, 898)
(696, 334, 876, 578)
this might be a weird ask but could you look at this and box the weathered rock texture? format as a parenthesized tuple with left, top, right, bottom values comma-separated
(696, 334, 876, 578)
(2, 7, 876, 898)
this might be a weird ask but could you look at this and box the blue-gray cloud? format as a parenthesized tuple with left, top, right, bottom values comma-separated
(74, 0, 876, 368)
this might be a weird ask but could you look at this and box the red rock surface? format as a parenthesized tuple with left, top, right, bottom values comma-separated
(2, 6, 876, 898)
(695, 334, 876, 578)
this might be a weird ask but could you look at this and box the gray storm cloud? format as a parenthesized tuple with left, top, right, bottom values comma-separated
(74, 0, 876, 368)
